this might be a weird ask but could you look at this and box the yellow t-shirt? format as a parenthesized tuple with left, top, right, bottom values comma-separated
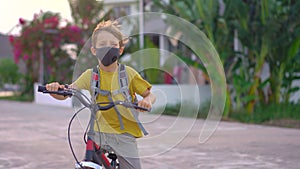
(74, 65, 151, 138)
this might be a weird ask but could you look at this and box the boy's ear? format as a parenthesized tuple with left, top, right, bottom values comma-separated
(91, 46, 96, 56)
(119, 47, 124, 55)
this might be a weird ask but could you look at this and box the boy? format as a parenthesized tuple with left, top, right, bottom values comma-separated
(46, 20, 156, 169)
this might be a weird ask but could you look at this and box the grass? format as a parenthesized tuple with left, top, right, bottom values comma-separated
(152, 101, 300, 128)
(151, 101, 210, 119)
(230, 103, 300, 124)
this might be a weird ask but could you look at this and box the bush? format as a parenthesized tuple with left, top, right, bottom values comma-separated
(152, 101, 211, 119)
(0, 58, 21, 89)
(152, 101, 300, 128)
(229, 103, 300, 124)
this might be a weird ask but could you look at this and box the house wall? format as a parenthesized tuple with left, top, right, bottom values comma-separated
(0, 33, 13, 59)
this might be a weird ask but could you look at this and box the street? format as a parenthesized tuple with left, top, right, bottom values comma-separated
(0, 100, 299, 169)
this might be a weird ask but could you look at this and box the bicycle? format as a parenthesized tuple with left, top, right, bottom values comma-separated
(38, 85, 150, 169)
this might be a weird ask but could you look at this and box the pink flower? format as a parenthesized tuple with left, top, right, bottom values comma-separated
(19, 18, 26, 25)
(87, 5, 92, 11)
(44, 16, 59, 28)
(23, 54, 29, 60)
(13, 49, 21, 63)
(13, 43, 22, 57)
(83, 17, 89, 24)
(8, 35, 14, 43)
(69, 25, 81, 33)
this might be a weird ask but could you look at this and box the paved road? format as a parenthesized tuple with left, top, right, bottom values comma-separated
(0, 100, 300, 169)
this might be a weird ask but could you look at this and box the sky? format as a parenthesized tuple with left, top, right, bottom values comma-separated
(0, 0, 72, 35)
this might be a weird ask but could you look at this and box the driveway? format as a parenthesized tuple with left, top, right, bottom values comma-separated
(0, 100, 299, 169)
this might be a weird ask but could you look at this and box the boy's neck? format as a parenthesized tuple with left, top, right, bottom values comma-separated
(99, 62, 118, 72)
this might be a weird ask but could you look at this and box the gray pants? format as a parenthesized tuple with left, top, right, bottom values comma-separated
(94, 132, 142, 169)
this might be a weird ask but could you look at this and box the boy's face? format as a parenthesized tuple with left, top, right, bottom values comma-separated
(91, 31, 124, 55)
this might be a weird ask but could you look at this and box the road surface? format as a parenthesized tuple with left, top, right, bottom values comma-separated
(0, 100, 299, 169)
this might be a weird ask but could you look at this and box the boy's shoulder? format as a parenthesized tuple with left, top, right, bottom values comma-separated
(123, 64, 139, 75)
(124, 64, 135, 71)
(80, 68, 93, 77)
(125, 65, 139, 77)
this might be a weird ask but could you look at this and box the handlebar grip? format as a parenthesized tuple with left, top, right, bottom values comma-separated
(37, 85, 72, 96)
(38, 85, 46, 92)
(38, 85, 65, 92)
(133, 102, 151, 112)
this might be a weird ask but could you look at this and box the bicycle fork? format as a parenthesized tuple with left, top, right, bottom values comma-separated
(75, 106, 115, 169)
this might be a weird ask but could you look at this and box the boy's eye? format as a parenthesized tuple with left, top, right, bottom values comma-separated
(96, 43, 106, 47)
(96, 41, 119, 48)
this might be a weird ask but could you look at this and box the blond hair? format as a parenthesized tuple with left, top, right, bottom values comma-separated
(92, 20, 128, 48)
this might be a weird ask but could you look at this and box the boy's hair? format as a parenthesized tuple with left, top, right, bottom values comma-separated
(92, 20, 128, 48)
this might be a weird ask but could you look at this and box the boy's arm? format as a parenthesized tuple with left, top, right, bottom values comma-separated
(138, 89, 156, 112)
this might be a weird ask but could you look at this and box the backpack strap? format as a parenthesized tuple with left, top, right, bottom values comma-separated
(111, 64, 135, 101)
(91, 66, 111, 99)
(117, 64, 148, 135)
(91, 64, 148, 135)
(90, 66, 100, 103)
(90, 66, 125, 130)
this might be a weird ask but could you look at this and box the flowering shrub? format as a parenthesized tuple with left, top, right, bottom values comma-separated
(9, 11, 84, 94)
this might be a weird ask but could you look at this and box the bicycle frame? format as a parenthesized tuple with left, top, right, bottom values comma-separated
(76, 97, 117, 169)
(38, 85, 148, 169)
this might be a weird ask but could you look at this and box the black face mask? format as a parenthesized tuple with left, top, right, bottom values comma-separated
(95, 47, 120, 66)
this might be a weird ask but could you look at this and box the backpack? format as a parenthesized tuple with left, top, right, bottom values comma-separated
(90, 64, 148, 135)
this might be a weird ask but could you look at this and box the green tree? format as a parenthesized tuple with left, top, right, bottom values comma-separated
(226, 0, 272, 113)
(0, 58, 21, 88)
(266, 1, 300, 104)
(153, 0, 300, 115)
(68, 0, 112, 39)
(229, 0, 300, 112)
(152, 0, 236, 116)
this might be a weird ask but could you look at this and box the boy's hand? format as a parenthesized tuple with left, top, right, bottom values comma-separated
(138, 89, 156, 112)
(137, 99, 152, 112)
(46, 82, 65, 91)
(46, 82, 67, 100)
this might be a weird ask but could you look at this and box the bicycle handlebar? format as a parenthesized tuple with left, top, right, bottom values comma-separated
(38, 85, 150, 169)
(38, 85, 73, 97)
(37, 85, 150, 112)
